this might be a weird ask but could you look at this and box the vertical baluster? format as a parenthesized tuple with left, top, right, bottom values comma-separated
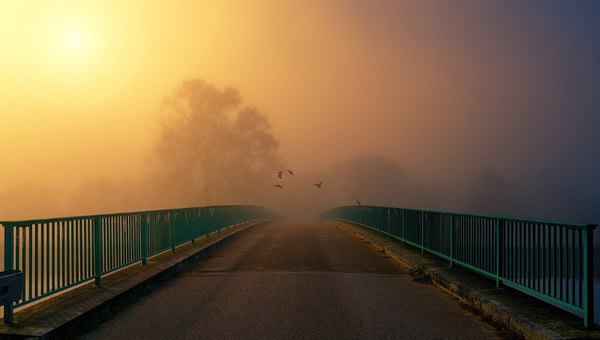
(552, 225, 557, 299)
(76, 219, 80, 282)
(87, 219, 91, 279)
(577, 230, 586, 308)
(523, 223, 528, 286)
(4, 224, 15, 324)
(488, 219, 493, 273)
(126, 215, 130, 264)
(106, 217, 111, 271)
(556, 225, 562, 299)
(569, 229, 575, 305)
(69, 220, 74, 285)
(82, 220, 87, 279)
(40, 223, 45, 297)
(117, 216, 121, 267)
(487, 219, 491, 277)
(94, 217, 102, 286)
(64, 221, 69, 286)
(42, 222, 47, 295)
(420, 211, 424, 253)
(28, 225, 33, 301)
(449, 215, 454, 267)
(34, 225, 38, 299)
(80, 220, 85, 280)
(495, 219, 503, 287)
(18, 227, 23, 294)
(472, 218, 477, 269)
(49, 222, 54, 291)
(533, 224, 539, 292)
(125, 215, 129, 265)
(61, 221, 66, 288)
(142, 213, 148, 265)
(110, 217, 115, 270)
(583, 224, 596, 328)
(542, 225, 547, 295)
(63, 221, 68, 287)
(516, 223, 521, 285)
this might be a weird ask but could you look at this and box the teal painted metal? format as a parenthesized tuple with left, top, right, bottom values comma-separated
(0, 205, 278, 323)
(141, 214, 148, 265)
(94, 218, 102, 286)
(320, 205, 598, 328)
(4, 225, 14, 323)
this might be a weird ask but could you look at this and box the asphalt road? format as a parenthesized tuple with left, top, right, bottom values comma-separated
(80, 222, 499, 340)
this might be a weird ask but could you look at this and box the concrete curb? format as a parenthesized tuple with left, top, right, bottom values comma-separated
(7, 220, 269, 340)
(329, 220, 566, 340)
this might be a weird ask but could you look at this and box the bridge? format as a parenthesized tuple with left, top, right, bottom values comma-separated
(0, 205, 598, 339)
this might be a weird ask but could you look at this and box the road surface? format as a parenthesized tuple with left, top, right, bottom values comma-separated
(80, 221, 499, 339)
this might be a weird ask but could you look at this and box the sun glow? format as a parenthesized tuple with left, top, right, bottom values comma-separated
(65, 30, 84, 49)
(0, 1, 148, 108)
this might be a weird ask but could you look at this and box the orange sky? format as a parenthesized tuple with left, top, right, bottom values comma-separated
(2, 1, 599, 221)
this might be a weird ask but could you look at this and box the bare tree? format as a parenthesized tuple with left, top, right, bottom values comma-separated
(150, 78, 282, 205)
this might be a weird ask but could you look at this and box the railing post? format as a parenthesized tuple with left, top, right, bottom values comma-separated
(4, 224, 14, 324)
(93, 217, 102, 286)
(141, 214, 148, 266)
(362, 207, 365, 226)
(171, 212, 176, 253)
(583, 224, 597, 328)
(401, 210, 405, 245)
(192, 209, 197, 244)
(387, 209, 391, 238)
(377, 208, 381, 234)
(495, 219, 504, 288)
(421, 211, 425, 253)
(449, 215, 454, 267)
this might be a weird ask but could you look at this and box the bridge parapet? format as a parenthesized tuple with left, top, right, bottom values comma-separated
(321, 205, 597, 328)
(0, 205, 279, 323)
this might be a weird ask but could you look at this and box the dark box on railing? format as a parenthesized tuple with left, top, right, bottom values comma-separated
(0, 270, 23, 305)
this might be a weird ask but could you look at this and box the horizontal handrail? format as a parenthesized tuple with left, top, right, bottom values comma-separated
(1, 205, 280, 323)
(320, 205, 597, 328)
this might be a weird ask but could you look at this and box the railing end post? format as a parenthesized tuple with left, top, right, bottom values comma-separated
(584, 224, 597, 328)
(3, 304, 13, 324)
(94, 217, 103, 286)
(141, 213, 148, 266)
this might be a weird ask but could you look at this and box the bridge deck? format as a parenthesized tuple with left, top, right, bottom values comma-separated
(0, 221, 597, 339)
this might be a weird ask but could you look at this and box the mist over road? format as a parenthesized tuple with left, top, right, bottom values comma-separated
(80, 222, 498, 340)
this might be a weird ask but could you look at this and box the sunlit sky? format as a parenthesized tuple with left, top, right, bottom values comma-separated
(1, 1, 600, 220)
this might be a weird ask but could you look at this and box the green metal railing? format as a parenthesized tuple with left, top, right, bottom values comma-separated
(320, 205, 597, 328)
(0, 205, 279, 323)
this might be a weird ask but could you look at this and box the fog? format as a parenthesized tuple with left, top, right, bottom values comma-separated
(1, 1, 599, 223)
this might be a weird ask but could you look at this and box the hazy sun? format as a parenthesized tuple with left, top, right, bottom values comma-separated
(65, 30, 84, 49)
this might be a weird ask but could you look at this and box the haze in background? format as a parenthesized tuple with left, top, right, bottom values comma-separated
(1, 1, 599, 223)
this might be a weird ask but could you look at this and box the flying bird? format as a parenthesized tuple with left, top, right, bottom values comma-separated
(287, 170, 294, 175)
(274, 184, 283, 189)
(314, 181, 323, 188)
(357, 200, 361, 205)
(277, 171, 283, 179)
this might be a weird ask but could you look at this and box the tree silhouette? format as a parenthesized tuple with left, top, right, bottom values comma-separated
(333, 154, 410, 207)
(469, 167, 524, 217)
(150, 78, 282, 205)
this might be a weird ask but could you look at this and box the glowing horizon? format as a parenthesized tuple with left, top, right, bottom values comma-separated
(1, 1, 599, 223)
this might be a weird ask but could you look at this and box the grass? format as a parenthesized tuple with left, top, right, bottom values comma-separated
(408, 264, 432, 283)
